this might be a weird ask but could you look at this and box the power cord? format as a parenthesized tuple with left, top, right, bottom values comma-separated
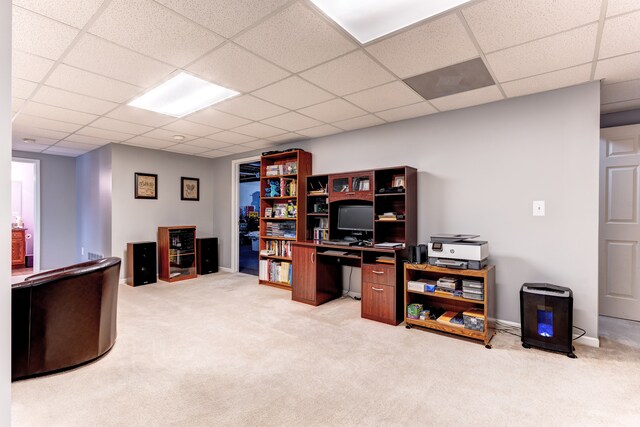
(494, 321, 587, 341)
(343, 266, 360, 300)
(572, 325, 586, 341)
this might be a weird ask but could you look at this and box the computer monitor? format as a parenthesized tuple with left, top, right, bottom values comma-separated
(337, 204, 373, 232)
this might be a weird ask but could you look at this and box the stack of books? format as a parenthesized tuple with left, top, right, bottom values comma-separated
(377, 212, 397, 221)
(265, 222, 296, 238)
(436, 311, 464, 328)
(435, 276, 461, 296)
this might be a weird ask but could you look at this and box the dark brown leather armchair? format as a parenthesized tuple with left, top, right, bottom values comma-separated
(12, 257, 121, 381)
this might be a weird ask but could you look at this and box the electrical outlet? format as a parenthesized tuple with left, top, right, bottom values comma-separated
(533, 200, 545, 216)
(81, 247, 85, 255)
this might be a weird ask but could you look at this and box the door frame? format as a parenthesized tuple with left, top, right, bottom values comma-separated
(230, 155, 261, 273)
(11, 157, 41, 273)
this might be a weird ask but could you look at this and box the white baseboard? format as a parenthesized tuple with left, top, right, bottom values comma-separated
(219, 267, 232, 273)
(493, 318, 600, 348)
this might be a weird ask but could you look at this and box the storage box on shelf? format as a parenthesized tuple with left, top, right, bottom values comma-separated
(158, 226, 197, 282)
(404, 263, 495, 347)
(259, 149, 312, 290)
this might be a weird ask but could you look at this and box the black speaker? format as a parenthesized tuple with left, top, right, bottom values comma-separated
(520, 283, 575, 358)
(409, 244, 427, 263)
(197, 237, 218, 275)
(127, 241, 157, 286)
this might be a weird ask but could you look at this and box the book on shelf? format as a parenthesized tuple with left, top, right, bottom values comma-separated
(273, 202, 297, 218)
(259, 259, 292, 285)
(436, 311, 463, 327)
(264, 221, 296, 238)
(263, 240, 292, 258)
(313, 228, 329, 241)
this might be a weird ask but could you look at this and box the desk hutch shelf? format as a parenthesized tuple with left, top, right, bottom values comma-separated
(258, 149, 312, 290)
(404, 263, 495, 346)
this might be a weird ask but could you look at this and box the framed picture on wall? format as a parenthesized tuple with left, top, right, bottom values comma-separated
(181, 177, 200, 201)
(134, 172, 158, 199)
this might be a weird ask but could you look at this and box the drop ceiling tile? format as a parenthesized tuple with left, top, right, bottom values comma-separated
(12, 78, 38, 99)
(235, 2, 356, 73)
(300, 51, 396, 96)
(11, 141, 51, 152)
(344, 81, 424, 113)
(32, 85, 119, 115)
(106, 105, 176, 128)
(64, 34, 174, 87)
(44, 145, 91, 157)
(56, 140, 104, 151)
(13, 6, 79, 60)
(261, 112, 323, 132)
(123, 136, 175, 149)
(12, 98, 26, 114)
(76, 126, 136, 142)
(219, 145, 254, 154)
(143, 128, 198, 142)
(233, 122, 286, 138)
(375, 102, 438, 122)
(156, 0, 289, 38)
(366, 14, 477, 79)
(296, 124, 342, 138)
(46, 64, 143, 103)
(14, 0, 105, 28)
(486, 24, 597, 82)
(599, 11, 640, 59)
(501, 64, 592, 98)
(188, 43, 290, 93)
(601, 99, 640, 113)
(64, 134, 114, 146)
(163, 144, 211, 155)
(13, 125, 70, 141)
(242, 139, 279, 149)
(186, 108, 251, 129)
(196, 150, 231, 158)
(298, 98, 367, 123)
(161, 120, 221, 138)
(20, 101, 99, 125)
(267, 133, 302, 143)
(594, 52, 640, 84)
(91, 117, 154, 135)
(12, 50, 55, 83)
(252, 76, 334, 110)
(430, 85, 504, 111)
(462, 0, 601, 52)
(13, 114, 83, 133)
(89, 0, 223, 67)
(607, 0, 640, 16)
(186, 138, 233, 150)
(214, 95, 287, 121)
(204, 131, 256, 144)
(601, 79, 640, 104)
(332, 114, 385, 131)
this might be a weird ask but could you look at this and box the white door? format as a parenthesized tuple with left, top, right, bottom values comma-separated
(600, 124, 640, 321)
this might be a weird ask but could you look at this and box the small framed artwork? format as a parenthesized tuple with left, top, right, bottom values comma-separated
(134, 173, 158, 199)
(264, 207, 273, 218)
(181, 177, 200, 201)
(392, 174, 405, 188)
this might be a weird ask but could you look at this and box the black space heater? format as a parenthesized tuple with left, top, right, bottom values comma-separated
(520, 283, 576, 358)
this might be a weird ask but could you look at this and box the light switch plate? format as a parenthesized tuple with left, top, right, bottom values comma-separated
(533, 200, 545, 216)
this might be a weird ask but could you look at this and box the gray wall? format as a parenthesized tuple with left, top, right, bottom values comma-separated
(12, 150, 78, 269)
(110, 144, 215, 277)
(76, 145, 112, 260)
(1, 0, 11, 417)
(212, 82, 601, 339)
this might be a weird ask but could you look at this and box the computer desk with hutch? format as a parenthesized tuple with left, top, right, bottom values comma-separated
(291, 166, 417, 325)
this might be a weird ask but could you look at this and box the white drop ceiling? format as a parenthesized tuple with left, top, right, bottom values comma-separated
(10, 0, 640, 158)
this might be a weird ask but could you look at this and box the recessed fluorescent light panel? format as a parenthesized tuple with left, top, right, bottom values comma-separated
(309, 0, 473, 43)
(128, 72, 239, 118)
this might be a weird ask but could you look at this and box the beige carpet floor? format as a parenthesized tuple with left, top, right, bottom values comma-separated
(11, 273, 640, 426)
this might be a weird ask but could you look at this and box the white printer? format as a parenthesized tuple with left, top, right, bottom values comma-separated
(427, 234, 489, 270)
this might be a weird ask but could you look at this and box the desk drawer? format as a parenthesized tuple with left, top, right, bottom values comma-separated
(361, 282, 395, 323)
(362, 264, 395, 286)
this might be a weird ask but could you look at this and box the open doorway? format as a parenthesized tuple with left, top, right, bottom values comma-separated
(11, 157, 40, 277)
(238, 161, 261, 275)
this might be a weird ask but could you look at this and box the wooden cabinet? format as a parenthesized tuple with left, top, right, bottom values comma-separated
(12, 229, 26, 268)
(259, 149, 312, 290)
(292, 245, 316, 303)
(158, 226, 197, 282)
(329, 171, 373, 202)
(404, 264, 495, 346)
